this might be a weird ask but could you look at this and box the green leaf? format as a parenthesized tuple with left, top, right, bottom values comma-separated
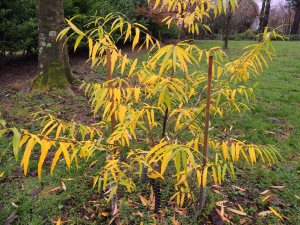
(107, 185, 118, 202)
(11, 128, 21, 160)
(74, 34, 84, 52)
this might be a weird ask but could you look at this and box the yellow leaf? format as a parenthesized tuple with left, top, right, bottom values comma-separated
(269, 207, 284, 221)
(56, 27, 71, 41)
(227, 207, 247, 216)
(38, 139, 52, 179)
(51, 143, 70, 175)
(41, 120, 54, 135)
(138, 193, 149, 206)
(124, 23, 131, 43)
(134, 87, 140, 103)
(222, 142, 228, 161)
(19, 135, 30, 149)
(56, 217, 61, 225)
(66, 19, 84, 35)
(118, 105, 127, 123)
(62, 145, 71, 170)
(202, 166, 208, 187)
(21, 138, 37, 175)
(129, 59, 138, 77)
(88, 37, 93, 57)
(262, 195, 270, 202)
(74, 34, 84, 52)
(161, 150, 172, 175)
(101, 212, 109, 217)
(132, 28, 140, 50)
(196, 170, 202, 187)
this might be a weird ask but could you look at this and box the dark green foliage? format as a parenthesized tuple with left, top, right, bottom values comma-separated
(0, 0, 37, 60)
(0, 0, 156, 63)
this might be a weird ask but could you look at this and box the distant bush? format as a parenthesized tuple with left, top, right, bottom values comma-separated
(286, 35, 300, 41)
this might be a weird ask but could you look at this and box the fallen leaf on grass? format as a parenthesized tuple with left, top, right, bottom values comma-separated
(237, 204, 244, 212)
(227, 208, 247, 216)
(61, 178, 74, 181)
(258, 211, 272, 217)
(232, 185, 246, 192)
(174, 208, 187, 216)
(215, 208, 231, 223)
(295, 195, 300, 200)
(213, 189, 223, 194)
(259, 190, 269, 195)
(11, 202, 19, 208)
(269, 186, 285, 191)
(101, 212, 109, 217)
(61, 181, 67, 191)
(262, 195, 270, 202)
(48, 187, 62, 193)
(55, 218, 61, 225)
(269, 207, 284, 221)
(171, 216, 181, 225)
(88, 160, 97, 169)
(216, 200, 228, 207)
(138, 193, 149, 206)
(0, 172, 4, 178)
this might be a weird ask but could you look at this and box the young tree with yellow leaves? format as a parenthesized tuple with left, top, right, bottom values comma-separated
(0, 0, 284, 223)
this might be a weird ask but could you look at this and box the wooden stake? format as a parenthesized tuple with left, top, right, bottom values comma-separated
(200, 55, 213, 209)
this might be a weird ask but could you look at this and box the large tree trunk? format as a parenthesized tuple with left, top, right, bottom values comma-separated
(291, 5, 300, 34)
(223, 5, 232, 49)
(34, 0, 76, 89)
(259, 0, 266, 31)
(261, 0, 271, 32)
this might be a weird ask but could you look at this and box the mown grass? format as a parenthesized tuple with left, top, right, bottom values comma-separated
(0, 41, 299, 224)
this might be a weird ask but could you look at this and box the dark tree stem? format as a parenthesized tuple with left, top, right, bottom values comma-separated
(200, 55, 213, 209)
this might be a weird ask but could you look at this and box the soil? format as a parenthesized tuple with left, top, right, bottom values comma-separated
(0, 53, 97, 90)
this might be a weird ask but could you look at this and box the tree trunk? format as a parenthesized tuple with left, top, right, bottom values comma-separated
(259, 0, 266, 31)
(34, 0, 76, 89)
(223, 6, 232, 49)
(261, 0, 271, 32)
(291, 5, 300, 34)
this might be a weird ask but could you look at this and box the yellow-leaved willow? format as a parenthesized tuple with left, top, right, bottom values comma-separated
(0, 2, 284, 223)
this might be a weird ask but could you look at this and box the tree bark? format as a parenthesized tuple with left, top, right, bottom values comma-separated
(34, 0, 76, 89)
(223, 5, 232, 49)
(261, 0, 271, 32)
(259, 0, 266, 31)
(291, 5, 300, 34)
(223, 14, 231, 49)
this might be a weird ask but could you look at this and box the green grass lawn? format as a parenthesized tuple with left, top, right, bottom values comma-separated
(0, 40, 300, 224)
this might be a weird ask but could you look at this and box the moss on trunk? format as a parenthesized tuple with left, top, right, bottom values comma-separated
(33, 62, 76, 89)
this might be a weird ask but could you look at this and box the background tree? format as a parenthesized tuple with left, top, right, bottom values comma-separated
(211, 0, 258, 49)
(259, 0, 272, 32)
(33, 0, 76, 89)
(0, 0, 37, 65)
(259, 0, 267, 31)
(268, 2, 294, 34)
(288, 0, 300, 34)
